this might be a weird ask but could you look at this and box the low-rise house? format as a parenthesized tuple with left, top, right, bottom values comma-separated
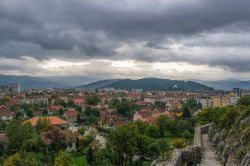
(64, 109, 79, 123)
(42, 127, 79, 152)
(135, 100, 147, 107)
(33, 111, 44, 117)
(71, 97, 85, 107)
(48, 105, 64, 115)
(99, 111, 121, 128)
(22, 96, 49, 105)
(133, 108, 159, 122)
(0, 105, 14, 121)
(133, 108, 174, 124)
(166, 101, 182, 111)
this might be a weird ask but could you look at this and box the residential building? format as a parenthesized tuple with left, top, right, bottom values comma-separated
(0, 105, 14, 121)
(197, 97, 213, 109)
(22, 96, 48, 105)
(64, 109, 79, 123)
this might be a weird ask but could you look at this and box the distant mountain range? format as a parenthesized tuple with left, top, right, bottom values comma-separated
(0, 74, 249, 90)
(0, 75, 65, 89)
(195, 80, 250, 90)
(79, 78, 214, 91)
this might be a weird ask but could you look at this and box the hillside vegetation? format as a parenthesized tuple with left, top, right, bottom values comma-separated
(197, 96, 250, 164)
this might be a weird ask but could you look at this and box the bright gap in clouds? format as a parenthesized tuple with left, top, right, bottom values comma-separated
(42, 59, 89, 70)
(1, 56, 250, 80)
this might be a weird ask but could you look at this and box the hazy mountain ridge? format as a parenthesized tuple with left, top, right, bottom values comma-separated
(79, 78, 214, 91)
(0, 75, 65, 89)
(194, 79, 250, 90)
(1, 74, 250, 90)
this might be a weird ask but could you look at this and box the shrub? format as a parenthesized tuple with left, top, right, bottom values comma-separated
(182, 130, 193, 139)
(172, 138, 186, 148)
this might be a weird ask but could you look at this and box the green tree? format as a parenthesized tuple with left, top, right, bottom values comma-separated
(87, 147, 94, 164)
(184, 99, 200, 111)
(108, 124, 149, 166)
(238, 95, 250, 106)
(154, 101, 166, 110)
(157, 115, 175, 137)
(158, 140, 169, 158)
(54, 151, 74, 166)
(182, 129, 193, 139)
(36, 118, 51, 133)
(45, 127, 67, 153)
(148, 143, 160, 159)
(86, 93, 100, 105)
(146, 124, 160, 138)
(175, 120, 193, 136)
(3, 152, 39, 166)
(6, 120, 36, 152)
(21, 135, 44, 152)
(134, 120, 147, 135)
(182, 105, 191, 119)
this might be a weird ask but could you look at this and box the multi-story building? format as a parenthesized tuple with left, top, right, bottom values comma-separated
(212, 92, 239, 107)
(0, 83, 21, 95)
(197, 97, 213, 109)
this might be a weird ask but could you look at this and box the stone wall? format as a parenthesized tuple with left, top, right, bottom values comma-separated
(151, 149, 182, 166)
(182, 124, 211, 165)
(151, 124, 210, 166)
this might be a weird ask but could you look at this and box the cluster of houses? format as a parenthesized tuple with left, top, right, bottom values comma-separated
(0, 86, 245, 125)
(143, 91, 240, 109)
(0, 84, 249, 155)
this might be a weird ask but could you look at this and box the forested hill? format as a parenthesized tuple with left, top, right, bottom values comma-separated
(79, 78, 214, 91)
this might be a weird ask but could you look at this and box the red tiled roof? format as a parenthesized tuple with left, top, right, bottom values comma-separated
(136, 101, 147, 106)
(0, 105, 14, 116)
(33, 111, 43, 115)
(64, 109, 79, 117)
(26, 116, 68, 126)
(137, 109, 159, 119)
(114, 121, 129, 126)
(49, 105, 64, 112)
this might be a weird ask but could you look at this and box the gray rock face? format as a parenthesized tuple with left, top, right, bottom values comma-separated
(240, 152, 250, 166)
(212, 132, 221, 145)
(240, 117, 250, 127)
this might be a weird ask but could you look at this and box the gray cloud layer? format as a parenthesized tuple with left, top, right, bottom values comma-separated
(1, 0, 250, 76)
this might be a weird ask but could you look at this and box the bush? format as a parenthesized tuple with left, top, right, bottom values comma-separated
(172, 138, 186, 148)
(3, 152, 40, 166)
(54, 151, 74, 166)
(148, 143, 160, 159)
(238, 95, 250, 106)
(182, 130, 193, 139)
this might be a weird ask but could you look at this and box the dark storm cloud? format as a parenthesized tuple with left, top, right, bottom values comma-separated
(0, 0, 250, 73)
(144, 42, 169, 50)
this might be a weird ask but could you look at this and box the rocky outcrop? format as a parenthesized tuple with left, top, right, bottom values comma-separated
(208, 117, 250, 166)
(240, 152, 250, 166)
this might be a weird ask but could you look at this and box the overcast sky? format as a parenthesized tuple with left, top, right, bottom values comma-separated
(1, 0, 250, 80)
